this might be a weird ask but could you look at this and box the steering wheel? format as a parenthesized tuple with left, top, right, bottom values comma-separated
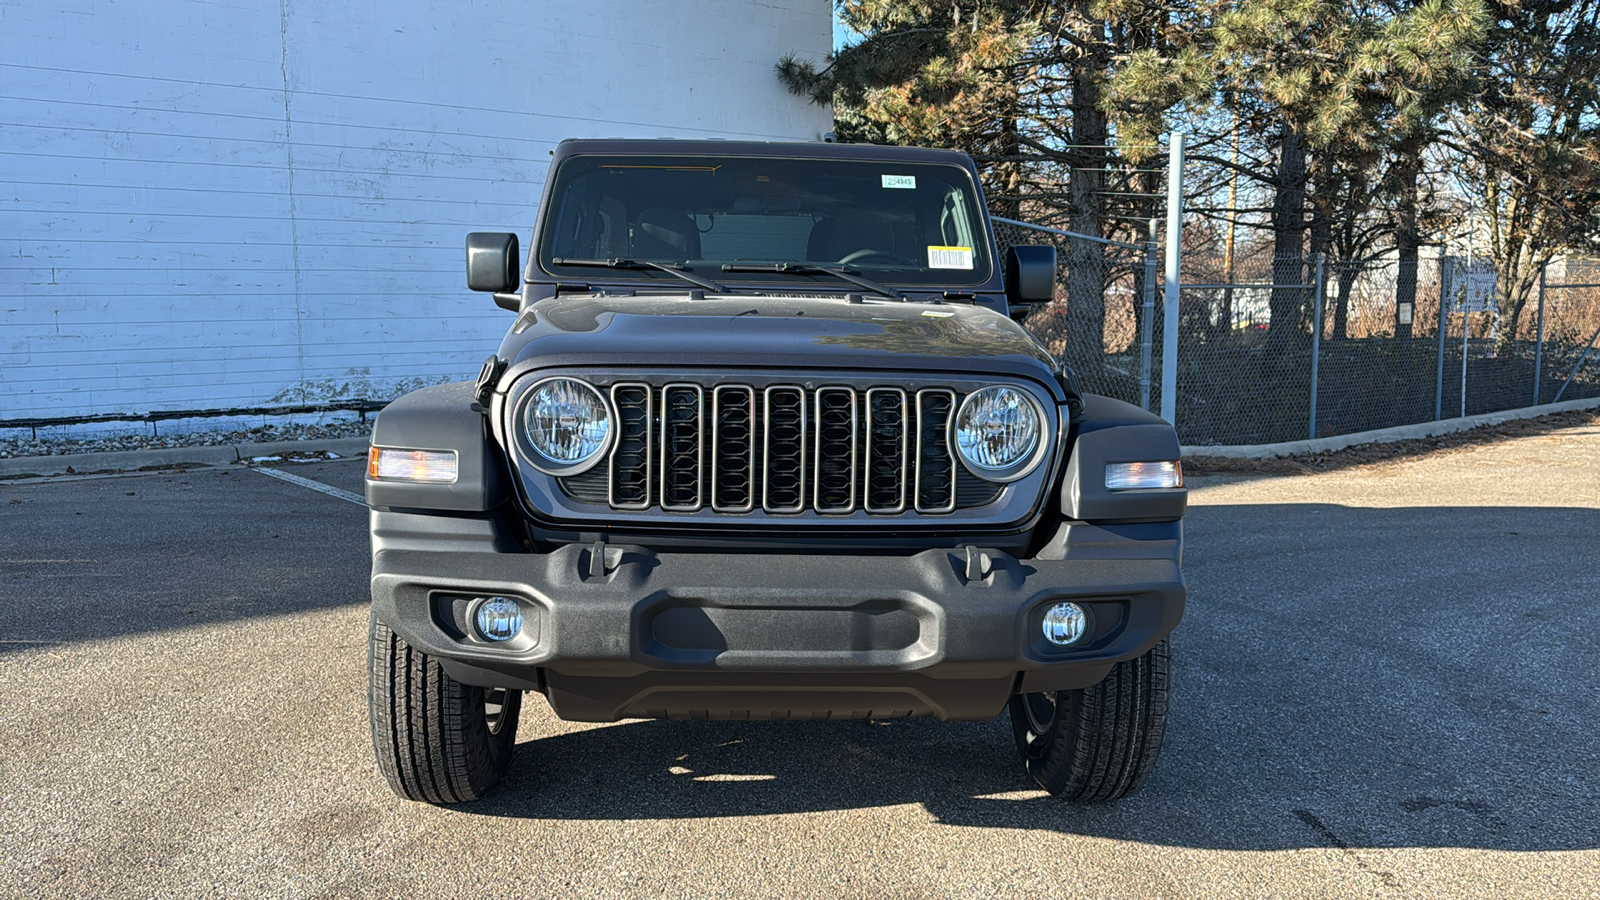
(838, 248, 915, 266)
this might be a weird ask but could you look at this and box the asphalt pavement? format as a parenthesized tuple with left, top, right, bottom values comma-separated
(1, 424, 1597, 899)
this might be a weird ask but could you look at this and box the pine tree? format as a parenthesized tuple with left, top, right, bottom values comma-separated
(1205, 0, 1486, 347)
(779, 1, 1207, 378)
(1456, 0, 1600, 355)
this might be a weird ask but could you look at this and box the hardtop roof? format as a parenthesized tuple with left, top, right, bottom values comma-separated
(551, 138, 979, 170)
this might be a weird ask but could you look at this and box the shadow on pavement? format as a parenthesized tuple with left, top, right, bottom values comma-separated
(465, 687, 1598, 851)
(466, 502, 1600, 853)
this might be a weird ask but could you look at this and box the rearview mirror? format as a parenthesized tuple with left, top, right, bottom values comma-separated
(1006, 245, 1057, 306)
(466, 232, 520, 295)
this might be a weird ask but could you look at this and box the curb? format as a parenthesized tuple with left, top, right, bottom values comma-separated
(1180, 396, 1600, 460)
(237, 437, 372, 461)
(0, 437, 371, 479)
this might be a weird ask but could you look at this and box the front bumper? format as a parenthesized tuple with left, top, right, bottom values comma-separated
(371, 525, 1183, 722)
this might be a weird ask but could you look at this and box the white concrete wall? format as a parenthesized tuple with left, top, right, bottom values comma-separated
(0, 0, 832, 434)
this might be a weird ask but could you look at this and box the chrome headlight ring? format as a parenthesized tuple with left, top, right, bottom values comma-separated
(949, 385, 1049, 483)
(511, 376, 616, 477)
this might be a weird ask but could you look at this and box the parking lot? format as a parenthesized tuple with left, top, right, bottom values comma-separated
(2, 421, 1597, 899)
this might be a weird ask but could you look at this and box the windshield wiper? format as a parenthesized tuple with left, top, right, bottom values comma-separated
(551, 257, 728, 293)
(720, 262, 903, 300)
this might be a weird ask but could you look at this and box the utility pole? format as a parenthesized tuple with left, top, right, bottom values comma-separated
(1534, 261, 1547, 405)
(1435, 252, 1449, 421)
(1462, 209, 1474, 418)
(1309, 253, 1325, 439)
(1139, 218, 1158, 411)
(1221, 111, 1239, 332)
(1160, 132, 1184, 425)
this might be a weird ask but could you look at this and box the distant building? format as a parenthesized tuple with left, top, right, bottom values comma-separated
(1, 0, 832, 435)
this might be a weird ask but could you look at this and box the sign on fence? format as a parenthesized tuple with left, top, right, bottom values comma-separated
(1458, 267, 1497, 312)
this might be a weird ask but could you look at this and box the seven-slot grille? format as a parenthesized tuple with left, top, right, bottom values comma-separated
(579, 382, 988, 515)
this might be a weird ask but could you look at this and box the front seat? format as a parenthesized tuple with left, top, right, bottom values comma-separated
(631, 208, 701, 260)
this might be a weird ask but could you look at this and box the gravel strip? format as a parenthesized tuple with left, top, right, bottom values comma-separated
(0, 420, 375, 459)
(1184, 407, 1600, 476)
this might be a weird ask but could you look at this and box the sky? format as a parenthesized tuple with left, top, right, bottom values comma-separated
(833, 11, 857, 50)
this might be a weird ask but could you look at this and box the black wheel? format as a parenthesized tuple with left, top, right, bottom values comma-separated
(1008, 639, 1170, 802)
(368, 609, 522, 804)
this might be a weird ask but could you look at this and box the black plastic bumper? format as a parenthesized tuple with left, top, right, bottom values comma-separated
(370, 525, 1183, 722)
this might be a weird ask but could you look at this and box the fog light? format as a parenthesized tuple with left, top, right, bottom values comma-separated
(473, 596, 522, 642)
(1042, 602, 1088, 646)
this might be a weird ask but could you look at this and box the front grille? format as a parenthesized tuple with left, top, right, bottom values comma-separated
(763, 387, 807, 513)
(660, 384, 703, 511)
(575, 381, 1003, 516)
(914, 389, 956, 513)
(813, 387, 856, 513)
(865, 389, 907, 513)
(608, 384, 652, 509)
(712, 386, 755, 512)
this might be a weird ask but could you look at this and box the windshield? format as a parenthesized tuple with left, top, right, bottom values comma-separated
(538, 154, 993, 287)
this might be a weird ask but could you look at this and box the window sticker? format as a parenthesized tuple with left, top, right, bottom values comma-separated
(881, 174, 917, 189)
(927, 245, 974, 269)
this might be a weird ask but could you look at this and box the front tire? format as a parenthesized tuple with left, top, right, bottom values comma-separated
(1008, 639, 1170, 801)
(368, 610, 521, 803)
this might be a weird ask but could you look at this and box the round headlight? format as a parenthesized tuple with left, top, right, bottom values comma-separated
(952, 386, 1045, 482)
(521, 378, 612, 474)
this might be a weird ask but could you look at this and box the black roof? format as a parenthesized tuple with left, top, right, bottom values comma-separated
(551, 137, 978, 168)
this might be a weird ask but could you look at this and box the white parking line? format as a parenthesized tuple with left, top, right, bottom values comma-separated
(255, 467, 367, 506)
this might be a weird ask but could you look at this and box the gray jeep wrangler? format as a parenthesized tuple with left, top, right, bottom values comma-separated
(365, 138, 1186, 804)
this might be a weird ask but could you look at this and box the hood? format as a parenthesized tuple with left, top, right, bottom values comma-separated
(497, 292, 1065, 398)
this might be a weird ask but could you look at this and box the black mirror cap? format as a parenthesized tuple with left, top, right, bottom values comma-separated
(1005, 244, 1057, 304)
(466, 232, 520, 293)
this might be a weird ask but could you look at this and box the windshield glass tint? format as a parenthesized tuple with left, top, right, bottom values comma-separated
(539, 155, 992, 286)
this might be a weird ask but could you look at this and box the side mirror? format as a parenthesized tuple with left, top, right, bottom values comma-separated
(1005, 244, 1057, 309)
(466, 232, 520, 303)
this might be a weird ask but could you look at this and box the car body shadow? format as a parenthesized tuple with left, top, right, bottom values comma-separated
(464, 695, 1597, 852)
(468, 502, 1600, 853)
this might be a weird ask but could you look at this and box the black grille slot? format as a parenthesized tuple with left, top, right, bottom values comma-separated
(956, 470, 1004, 508)
(914, 389, 957, 513)
(813, 387, 858, 513)
(609, 383, 652, 509)
(712, 386, 756, 512)
(762, 386, 807, 513)
(864, 388, 908, 513)
(561, 468, 610, 502)
(660, 384, 703, 511)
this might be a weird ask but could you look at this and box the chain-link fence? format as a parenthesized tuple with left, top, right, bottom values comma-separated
(1540, 260, 1600, 405)
(1168, 250, 1322, 444)
(994, 216, 1600, 446)
(992, 218, 1163, 409)
(1305, 256, 1450, 442)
